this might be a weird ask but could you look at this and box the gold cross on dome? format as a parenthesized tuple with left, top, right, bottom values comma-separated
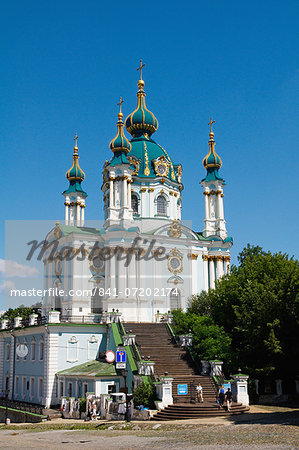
(137, 59, 145, 79)
(73, 133, 78, 147)
(208, 118, 215, 132)
(117, 96, 124, 113)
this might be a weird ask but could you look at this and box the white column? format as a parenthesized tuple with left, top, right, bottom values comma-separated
(204, 192, 209, 219)
(209, 257, 215, 289)
(224, 257, 230, 275)
(123, 178, 128, 207)
(44, 331, 59, 408)
(148, 189, 154, 217)
(218, 192, 224, 219)
(128, 250, 136, 298)
(109, 180, 114, 207)
(76, 203, 81, 227)
(203, 256, 209, 291)
(190, 254, 198, 295)
(81, 206, 85, 227)
(65, 205, 69, 225)
(128, 181, 132, 209)
(118, 249, 126, 297)
(216, 257, 224, 280)
(140, 188, 146, 217)
(109, 250, 116, 300)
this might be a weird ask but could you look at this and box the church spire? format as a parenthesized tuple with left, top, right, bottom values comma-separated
(125, 60, 159, 138)
(63, 134, 87, 227)
(202, 118, 223, 182)
(109, 97, 131, 155)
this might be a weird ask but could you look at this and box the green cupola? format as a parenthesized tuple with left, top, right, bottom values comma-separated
(125, 60, 159, 138)
(202, 118, 224, 182)
(64, 134, 87, 195)
(109, 98, 133, 167)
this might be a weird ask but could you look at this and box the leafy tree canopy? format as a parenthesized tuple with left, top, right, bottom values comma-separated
(188, 245, 299, 379)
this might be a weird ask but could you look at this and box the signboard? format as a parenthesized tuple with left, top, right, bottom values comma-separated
(223, 383, 231, 392)
(116, 349, 126, 363)
(105, 350, 115, 363)
(177, 384, 188, 395)
(116, 362, 126, 369)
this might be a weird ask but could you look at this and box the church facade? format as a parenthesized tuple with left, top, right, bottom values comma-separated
(0, 64, 232, 408)
(43, 64, 232, 323)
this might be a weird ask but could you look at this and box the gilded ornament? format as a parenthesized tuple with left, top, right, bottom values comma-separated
(54, 222, 62, 239)
(168, 220, 182, 238)
(144, 142, 150, 176)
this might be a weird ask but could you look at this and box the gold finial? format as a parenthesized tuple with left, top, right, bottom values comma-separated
(137, 59, 145, 80)
(73, 133, 79, 152)
(117, 96, 124, 119)
(208, 118, 215, 133)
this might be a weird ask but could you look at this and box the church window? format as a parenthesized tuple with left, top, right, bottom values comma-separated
(169, 288, 181, 310)
(91, 287, 104, 314)
(157, 195, 167, 216)
(67, 336, 79, 362)
(131, 193, 138, 213)
(23, 339, 28, 361)
(38, 377, 43, 398)
(68, 382, 73, 397)
(31, 338, 36, 361)
(15, 376, 19, 396)
(88, 335, 98, 360)
(30, 377, 35, 398)
(39, 339, 44, 361)
(5, 343, 10, 361)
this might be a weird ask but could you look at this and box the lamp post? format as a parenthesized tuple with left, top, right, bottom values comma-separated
(4, 389, 10, 423)
(121, 369, 130, 422)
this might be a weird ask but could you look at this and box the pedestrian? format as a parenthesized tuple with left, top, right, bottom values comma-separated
(196, 383, 203, 403)
(218, 385, 225, 408)
(225, 387, 233, 412)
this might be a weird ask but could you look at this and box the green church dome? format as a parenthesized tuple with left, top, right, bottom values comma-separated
(64, 135, 87, 195)
(125, 79, 158, 138)
(202, 119, 223, 182)
(109, 99, 132, 154)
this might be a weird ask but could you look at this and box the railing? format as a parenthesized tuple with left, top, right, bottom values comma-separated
(60, 315, 103, 324)
(213, 367, 225, 389)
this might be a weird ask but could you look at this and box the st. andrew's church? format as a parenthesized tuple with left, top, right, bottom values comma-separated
(43, 61, 232, 323)
(0, 62, 233, 409)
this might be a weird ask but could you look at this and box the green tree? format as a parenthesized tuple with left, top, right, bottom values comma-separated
(172, 309, 233, 369)
(188, 245, 299, 379)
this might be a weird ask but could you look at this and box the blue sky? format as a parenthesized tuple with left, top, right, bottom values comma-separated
(1, 0, 298, 308)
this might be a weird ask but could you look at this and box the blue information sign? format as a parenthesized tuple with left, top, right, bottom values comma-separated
(223, 383, 231, 391)
(116, 350, 126, 363)
(177, 384, 188, 395)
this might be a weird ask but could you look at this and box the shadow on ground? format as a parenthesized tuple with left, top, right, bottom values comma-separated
(229, 409, 299, 426)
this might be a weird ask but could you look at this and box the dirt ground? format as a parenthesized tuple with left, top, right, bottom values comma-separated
(0, 405, 298, 449)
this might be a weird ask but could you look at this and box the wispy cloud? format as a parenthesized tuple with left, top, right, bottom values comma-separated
(0, 279, 16, 294)
(0, 259, 39, 278)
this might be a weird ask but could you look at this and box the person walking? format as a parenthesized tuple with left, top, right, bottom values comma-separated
(218, 385, 225, 408)
(196, 383, 203, 403)
(225, 387, 233, 412)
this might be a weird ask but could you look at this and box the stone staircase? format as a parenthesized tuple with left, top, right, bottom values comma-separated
(124, 322, 249, 419)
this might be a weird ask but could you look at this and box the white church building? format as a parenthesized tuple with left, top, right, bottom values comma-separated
(0, 64, 232, 408)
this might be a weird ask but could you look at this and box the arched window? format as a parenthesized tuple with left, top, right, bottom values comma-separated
(31, 338, 36, 361)
(39, 339, 44, 361)
(157, 195, 167, 216)
(91, 287, 104, 314)
(131, 194, 138, 214)
(5, 343, 10, 361)
(169, 288, 181, 311)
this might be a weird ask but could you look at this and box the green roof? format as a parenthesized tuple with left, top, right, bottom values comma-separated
(59, 224, 102, 236)
(57, 360, 117, 377)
